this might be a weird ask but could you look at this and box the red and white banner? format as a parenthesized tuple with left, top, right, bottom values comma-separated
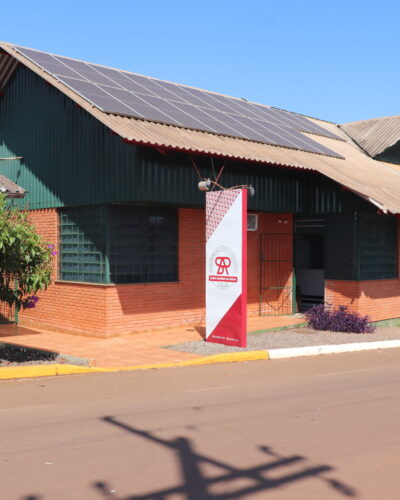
(205, 189, 247, 347)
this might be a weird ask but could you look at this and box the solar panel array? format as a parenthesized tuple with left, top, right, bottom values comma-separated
(15, 46, 343, 158)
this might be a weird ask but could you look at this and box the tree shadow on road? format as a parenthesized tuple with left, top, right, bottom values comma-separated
(89, 415, 358, 499)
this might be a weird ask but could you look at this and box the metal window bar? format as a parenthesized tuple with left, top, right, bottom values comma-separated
(59, 206, 107, 283)
(108, 205, 178, 284)
(260, 233, 294, 316)
(59, 205, 178, 285)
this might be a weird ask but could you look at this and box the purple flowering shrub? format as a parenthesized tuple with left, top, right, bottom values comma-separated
(26, 295, 39, 309)
(47, 243, 58, 256)
(304, 304, 375, 333)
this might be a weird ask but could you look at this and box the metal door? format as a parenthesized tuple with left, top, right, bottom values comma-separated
(260, 233, 294, 315)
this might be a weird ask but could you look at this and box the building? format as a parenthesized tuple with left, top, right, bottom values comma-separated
(0, 42, 400, 337)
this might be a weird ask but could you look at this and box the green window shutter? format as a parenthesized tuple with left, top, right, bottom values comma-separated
(59, 206, 107, 283)
(324, 213, 358, 280)
(357, 213, 397, 280)
(59, 204, 178, 285)
(108, 205, 178, 284)
(324, 212, 397, 281)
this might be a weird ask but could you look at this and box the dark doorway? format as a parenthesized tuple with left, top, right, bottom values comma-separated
(295, 217, 325, 312)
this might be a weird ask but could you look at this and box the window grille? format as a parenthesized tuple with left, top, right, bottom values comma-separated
(59, 205, 178, 284)
(109, 205, 177, 284)
(59, 206, 107, 283)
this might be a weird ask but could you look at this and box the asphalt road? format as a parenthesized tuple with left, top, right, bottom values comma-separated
(1, 350, 400, 500)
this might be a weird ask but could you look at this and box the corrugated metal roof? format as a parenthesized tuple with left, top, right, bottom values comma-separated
(341, 116, 400, 157)
(0, 174, 26, 198)
(1, 42, 400, 213)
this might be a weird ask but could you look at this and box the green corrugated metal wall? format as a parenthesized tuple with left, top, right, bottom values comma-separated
(325, 213, 358, 280)
(358, 212, 397, 280)
(324, 212, 397, 281)
(0, 66, 375, 213)
(0, 66, 138, 209)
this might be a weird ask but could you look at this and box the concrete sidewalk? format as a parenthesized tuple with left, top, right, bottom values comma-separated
(1, 315, 399, 374)
(0, 315, 304, 367)
(1, 318, 400, 380)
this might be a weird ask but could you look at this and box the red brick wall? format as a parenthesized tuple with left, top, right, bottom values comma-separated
(19, 209, 108, 336)
(325, 279, 400, 322)
(19, 207, 294, 337)
(104, 210, 294, 336)
(104, 208, 206, 335)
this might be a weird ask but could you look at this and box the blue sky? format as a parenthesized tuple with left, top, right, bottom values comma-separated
(1, 0, 399, 123)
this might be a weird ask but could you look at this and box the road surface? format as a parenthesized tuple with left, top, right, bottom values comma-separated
(1, 349, 400, 499)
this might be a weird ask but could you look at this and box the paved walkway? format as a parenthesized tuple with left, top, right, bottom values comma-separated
(0, 315, 304, 367)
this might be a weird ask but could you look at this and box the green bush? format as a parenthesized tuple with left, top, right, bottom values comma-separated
(0, 194, 53, 310)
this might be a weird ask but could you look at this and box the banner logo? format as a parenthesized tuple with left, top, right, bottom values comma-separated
(208, 246, 238, 289)
(215, 256, 231, 275)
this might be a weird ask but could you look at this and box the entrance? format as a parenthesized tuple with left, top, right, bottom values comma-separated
(294, 216, 325, 312)
(260, 233, 294, 316)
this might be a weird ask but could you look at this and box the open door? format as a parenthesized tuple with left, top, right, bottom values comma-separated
(294, 216, 325, 312)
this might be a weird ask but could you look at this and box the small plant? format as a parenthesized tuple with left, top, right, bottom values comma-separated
(305, 304, 375, 333)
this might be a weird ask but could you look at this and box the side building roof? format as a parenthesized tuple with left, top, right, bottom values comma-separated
(341, 116, 400, 158)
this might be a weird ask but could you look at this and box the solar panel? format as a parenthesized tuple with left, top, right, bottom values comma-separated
(271, 107, 339, 138)
(58, 58, 123, 87)
(14, 45, 343, 158)
(59, 77, 136, 116)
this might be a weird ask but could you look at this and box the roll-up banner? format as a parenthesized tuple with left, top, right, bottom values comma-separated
(205, 189, 247, 347)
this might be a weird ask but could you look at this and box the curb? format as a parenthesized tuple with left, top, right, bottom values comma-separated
(1, 340, 400, 380)
(0, 351, 269, 380)
(267, 339, 400, 359)
(0, 364, 100, 380)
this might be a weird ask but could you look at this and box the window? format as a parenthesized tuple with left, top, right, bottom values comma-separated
(108, 205, 178, 284)
(59, 205, 178, 284)
(59, 206, 107, 283)
(358, 213, 397, 280)
(324, 213, 397, 281)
